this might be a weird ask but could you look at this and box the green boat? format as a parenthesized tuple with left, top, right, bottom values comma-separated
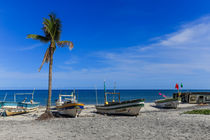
(95, 81, 144, 116)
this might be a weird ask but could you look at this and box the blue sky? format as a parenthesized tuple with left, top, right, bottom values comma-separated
(1, 0, 210, 89)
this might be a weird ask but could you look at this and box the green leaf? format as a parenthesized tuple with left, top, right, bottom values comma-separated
(27, 34, 50, 43)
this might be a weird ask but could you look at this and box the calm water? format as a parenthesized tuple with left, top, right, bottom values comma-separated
(0, 89, 209, 106)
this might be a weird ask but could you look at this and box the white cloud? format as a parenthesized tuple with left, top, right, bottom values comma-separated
(64, 56, 79, 65)
(56, 15, 210, 88)
(19, 43, 43, 51)
(0, 67, 48, 89)
(40, 15, 210, 88)
(2, 16, 210, 89)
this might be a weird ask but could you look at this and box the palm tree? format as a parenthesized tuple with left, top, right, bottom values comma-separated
(27, 13, 73, 112)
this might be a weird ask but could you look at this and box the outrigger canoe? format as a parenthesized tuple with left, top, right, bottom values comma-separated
(0, 90, 39, 116)
(4, 108, 38, 116)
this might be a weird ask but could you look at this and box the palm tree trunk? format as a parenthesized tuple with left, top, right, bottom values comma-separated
(46, 46, 53, 112)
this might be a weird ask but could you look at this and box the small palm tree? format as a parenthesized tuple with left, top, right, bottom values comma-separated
(27, 13, 73, 112)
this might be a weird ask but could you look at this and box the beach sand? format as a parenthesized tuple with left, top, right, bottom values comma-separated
(0, 103, 210, 140)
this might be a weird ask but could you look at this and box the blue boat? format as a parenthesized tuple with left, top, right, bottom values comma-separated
(0, 90, 39, 116)
(18, 102, 39, 109)
(1, 101, 18, 109)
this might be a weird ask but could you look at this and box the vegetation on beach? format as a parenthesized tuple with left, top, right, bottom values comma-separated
(155, 98, 177, 103)
(184, 109, 210, 115)
(27, 13, 73, 113)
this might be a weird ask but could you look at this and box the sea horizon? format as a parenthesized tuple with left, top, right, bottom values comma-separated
(1, 89, 210, 106)
(1, 88, 210, 90)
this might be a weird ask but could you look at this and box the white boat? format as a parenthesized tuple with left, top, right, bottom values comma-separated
(155, 98, 179, 109)
(95, 81, 144, 116)
(56, 91, 84, 117)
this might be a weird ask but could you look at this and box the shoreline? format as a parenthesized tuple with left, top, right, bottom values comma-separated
(0, 103, 200, 120)
(0, 103, 210, 140)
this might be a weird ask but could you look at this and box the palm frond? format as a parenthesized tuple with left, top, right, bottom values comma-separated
(27, 34, 50, 43)
(39, 48, 50, 72)
(49, 13, 55, 25)
(57, 41, 74, 50)
(54, 18, 61, 41)
(43, 18, 53, 37)
(38, 44, 57, 72)
(42, 13, 61, 41)
(42, 27, 52, 40)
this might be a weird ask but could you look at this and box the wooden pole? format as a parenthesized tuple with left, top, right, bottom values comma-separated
(104, 80, 106, 103)
(95, 86, 98, 105)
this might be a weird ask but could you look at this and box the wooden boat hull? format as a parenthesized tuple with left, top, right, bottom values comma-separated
(56, 103, 84, 117)
(4, 108, 38, 116)
(5, 109, 28, 116)
(155, 100, 179, 109)
(95, 99, 144, 116)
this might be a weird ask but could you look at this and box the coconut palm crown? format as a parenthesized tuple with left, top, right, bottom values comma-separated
(27, 13, 73, 112)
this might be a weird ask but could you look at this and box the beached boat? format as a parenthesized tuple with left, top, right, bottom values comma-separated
(96, 98, 144, 116)
(56, 91, 84, 117)
(155, 98, 179, 109)
(95, 81, 144, 116)
(0, 91, 39, 116)
(4, 109, 28, 116)
(3, 106, 39, 116)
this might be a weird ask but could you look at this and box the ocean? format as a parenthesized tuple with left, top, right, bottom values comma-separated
(0, 89, 209, 106)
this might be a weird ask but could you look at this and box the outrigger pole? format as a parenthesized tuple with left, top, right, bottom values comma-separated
(114, 81, 116, 94)
(14, 88, 36, 102)
(104, 80, 107, 104)
(95, 85, 98, 105)
(32, 88, 35, 101)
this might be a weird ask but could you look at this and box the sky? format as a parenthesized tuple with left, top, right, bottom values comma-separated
(1, 0, 210, 89)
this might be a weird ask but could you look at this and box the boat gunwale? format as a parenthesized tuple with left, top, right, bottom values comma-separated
(56, 103, 84, 109)
(155, 98, 178, 103)
(96, 103, 144, 110)
(98, 98, 144, 107)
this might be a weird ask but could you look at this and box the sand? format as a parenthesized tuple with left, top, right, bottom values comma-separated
(0, 103, 210, 140)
